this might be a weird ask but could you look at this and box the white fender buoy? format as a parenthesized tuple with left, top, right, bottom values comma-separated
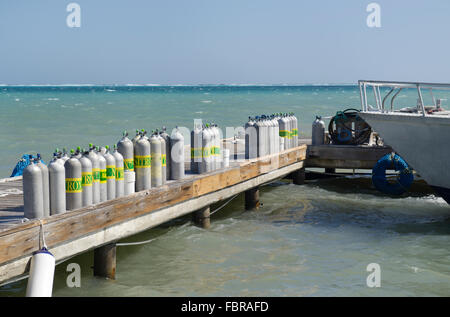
(26, 247, 55, 297)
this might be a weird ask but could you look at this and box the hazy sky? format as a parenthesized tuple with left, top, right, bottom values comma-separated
(1, 0, 449, 85)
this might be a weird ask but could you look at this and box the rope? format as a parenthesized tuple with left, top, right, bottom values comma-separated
(210, 194, 239, 216)
(117, 238, 156, 247)
(38, 219, 47, 250)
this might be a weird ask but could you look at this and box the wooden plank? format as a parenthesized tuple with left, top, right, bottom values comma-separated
(307, 144, 392, 161)
(0, 145, 306, 284)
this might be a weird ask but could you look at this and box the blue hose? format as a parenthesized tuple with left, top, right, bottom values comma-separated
(372, 153, 413, 195)
(10, 154, 45, 177)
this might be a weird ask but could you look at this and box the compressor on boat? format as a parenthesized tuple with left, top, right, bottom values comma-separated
(328, 109, 372, 145)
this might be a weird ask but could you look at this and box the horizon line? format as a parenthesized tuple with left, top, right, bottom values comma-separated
(0, 82, 358, 87)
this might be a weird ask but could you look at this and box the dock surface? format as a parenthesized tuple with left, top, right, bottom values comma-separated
(0, 145, 306, 284)
(0, 139, 397, 285)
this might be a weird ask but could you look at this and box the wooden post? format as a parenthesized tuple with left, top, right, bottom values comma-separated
(192, 206, 210, 229)
(292, 167, 305, 185)
(245, 187, 260, 210)
(94, 243, 116, 280)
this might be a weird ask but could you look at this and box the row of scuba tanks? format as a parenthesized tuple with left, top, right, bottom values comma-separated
(190, 123, 225, 173)
(22, 127, 186, 220)
(244, 113, 298, 159)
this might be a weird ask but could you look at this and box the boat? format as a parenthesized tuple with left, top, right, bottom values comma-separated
(358, 80, 450, 204)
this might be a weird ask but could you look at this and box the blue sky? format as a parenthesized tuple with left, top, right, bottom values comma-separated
(0, 0, 449, 85)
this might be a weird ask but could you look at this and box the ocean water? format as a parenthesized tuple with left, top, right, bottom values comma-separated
(0, 85, 449, 296)
(0, 85, 360, 177)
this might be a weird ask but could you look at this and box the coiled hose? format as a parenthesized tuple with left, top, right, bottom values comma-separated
(328, 109, 372, 145)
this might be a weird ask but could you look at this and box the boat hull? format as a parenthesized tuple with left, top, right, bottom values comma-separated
(360, 112, 450, 203)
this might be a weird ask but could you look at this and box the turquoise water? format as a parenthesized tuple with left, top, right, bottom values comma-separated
(0, 85, 359, 178)
(0, 85, 449, 297)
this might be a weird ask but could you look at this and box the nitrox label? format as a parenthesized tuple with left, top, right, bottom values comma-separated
(106, 165, 116, 179)
(82, 172, 93, 187)
(116, 167, 124, 180)
(66, 178, 82, 193)
(92, 168, 100, 183)
(202, 147, 211, 157)
(291, 129, 298, 137)
(191, 148, 202, 159)
(134, 155, 151, 168)
(279, 130, 290, 138)
(100, 169, 107, 183)
(124, 158, 134, 171)
(162, 154, 166, 167)
(212, 146, 220, 156)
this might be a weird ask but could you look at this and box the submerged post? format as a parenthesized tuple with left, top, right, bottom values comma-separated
(245, 187, 260, 210)
(292, 167, 305, 185)
(94, 243, 116, 280)
(325, 168, 335, 175)
(193, 206, 211, 229)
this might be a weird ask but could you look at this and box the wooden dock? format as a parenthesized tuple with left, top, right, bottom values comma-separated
(0, 145, 306, 285)
(0, 139, 395, 286)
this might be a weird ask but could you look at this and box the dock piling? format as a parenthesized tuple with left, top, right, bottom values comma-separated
(93, 243, 116, 280)
(292, 167, 305, 185)
(245, 187, 260, 210)
(192, 206, 211, 229)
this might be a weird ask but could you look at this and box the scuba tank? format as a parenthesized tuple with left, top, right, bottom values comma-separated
(117, 131, 134, 173)
(201, 124, 212, 173)
(35, 154, 50, 217)
(291, 112, 298, 147)
(150, 131, 163, 188)
(79, 150, 93, 207)
(112, 144, 125, 198)
(278, 114, 290, 150)
(87, 144, 100, 204)
(64, 150, 82, 211)
(104, 146, 116, 200)
(170, 127, 185, 180)
(157, 130, 167, 185)
(48, 151, 66, 215)
(245, 117, 257, 159)
(312, 116, 325, 145)
(23, 158, 44, 219)
(209, 124, 217, 171)
(96, 146, 107, 202)
(266, 115, 274, 155)
(211, 124, 221, 170)
(160, 127, 171, 182)
(190, 122, 202, 174)
(272, 115, 280, 154)
(255, 116, 266, 157)
(134, 132, 151, 191)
